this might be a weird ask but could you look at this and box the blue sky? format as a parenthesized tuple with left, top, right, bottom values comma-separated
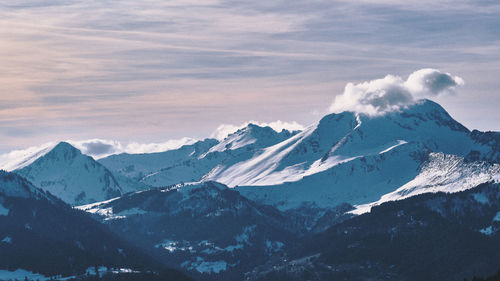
(0, 0, 499, 153)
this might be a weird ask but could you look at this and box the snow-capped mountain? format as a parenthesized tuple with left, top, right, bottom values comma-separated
(203, 124, 297, 155)
(14, 142, 127, 206)
(7, 99, 498, 213)
(236, 141, 425, 210)
(4, 97, 498, 280)
(99, 124, 298, 187)
(96, 99, 499, 212)
(98, 139, 218, 183)
(208, 99, 475, 187)
(0, 171, 191, 281)
(216, 100, 495, 210)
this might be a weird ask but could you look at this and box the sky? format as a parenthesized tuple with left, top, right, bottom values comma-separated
(1, 0, 499, 154)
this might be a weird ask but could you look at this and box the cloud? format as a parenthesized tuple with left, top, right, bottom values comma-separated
(70, 138, 197, 158)
(0, 0, 499, 154)
(80, 141, 117, 156)
(0, 138, 197, 171)
(0, 142, 57, 171)
(405, 68, 464, 98)
(120, 138, 197, 155)
(329, 68, 464, 116)
(210, 120, 305, 140)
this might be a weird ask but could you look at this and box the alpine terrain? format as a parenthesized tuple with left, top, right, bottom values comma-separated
(1, 98, 499, 281)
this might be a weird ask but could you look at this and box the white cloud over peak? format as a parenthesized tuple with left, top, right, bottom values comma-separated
(329, 68, 464, 116)
(210, 120, 305, 140)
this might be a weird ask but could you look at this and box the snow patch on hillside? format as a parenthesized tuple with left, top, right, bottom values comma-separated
(0, 269, 49, 281)
(351, 153, 500, 214)
(494, 212, 500, 222)
(182, 257, 229, 274)
(76, 196, 121, 211)
(0, 203, 9, 216)
(155, 240, 195, 253)
(1, 236, 12, 243)
(76, 203, 146, 221)
(380, 140, 408, 154)
(479, 226, 495, 236)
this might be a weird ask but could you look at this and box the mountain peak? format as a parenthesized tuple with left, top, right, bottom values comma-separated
(245, 122, 262, 129)
(412, 98, 442, 109)
(15, 141, 122, 205)
(317, 111, 358, 130)
(53, 141, 79, 152)
(390, 99, 469, 133)
(320, 99, 473, 157)
(233, 123, 276, 137)
(401, 99, 451, 116)
(229, 123, 299, 140)
(46, 141, 82, 161)
(208, 123, 296, 154)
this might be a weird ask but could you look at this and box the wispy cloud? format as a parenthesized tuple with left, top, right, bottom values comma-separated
(0, 0, 499, 152)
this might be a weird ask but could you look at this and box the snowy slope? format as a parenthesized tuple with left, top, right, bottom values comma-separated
(14, 142, 125, 206)
(96, 99, 497, 211)
(99, 125, 297, 187)
(203, 113, 359, 186)
(351, 152, 500, 214)
(236, 142, 425, 210)
(99, 139, 216, 179)
(0, 143, 56, 172)
(209, 99, 496, 210)
(209, 100, 476, 188)
(203, 124, 296, 155)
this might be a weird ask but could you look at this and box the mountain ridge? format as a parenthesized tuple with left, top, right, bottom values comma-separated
(6, 99, 500, 212)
